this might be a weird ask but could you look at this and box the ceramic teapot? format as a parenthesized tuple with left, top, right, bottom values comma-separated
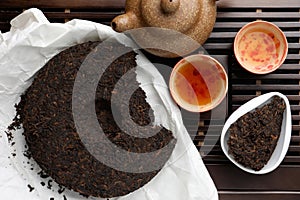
(111, 0, 218, 57)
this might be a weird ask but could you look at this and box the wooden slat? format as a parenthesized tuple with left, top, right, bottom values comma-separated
(292, 125, 300, 131)
(0, 11, 20, 20)
(210, 31, 300, 38)
(195, 125, 300, 136)
(203, 43, 233, 50)
(289, 145, 300, 151)
(0, 0, 299, 10)
(287, 54, 300, 60)
(275, 63, 300, 70)
(214, 22, 300, 29)
(284, 156, 300, 163)
(3, 0, 299, 10)
(0, 11, 122, 21)
(203, 155, 228, 162)
(203, 43, 300, 50)
(44, 11, 122, 19)
(232, 94, 300, 102)
(231, 67, 300, 72)
(292, 115, 300, 121)
(198, 125, 225, 132)
(291, 105, 300, 111)
(219, 192, 300, 200)
(232, 105, 300, 113)
(204, 155, 300, 164)
(232, 85, 300, 91)
(217, 12, 300, 18)
(200, 145, 221, 151)
(291, 136, 300, 142)
(200, 144, 300, 153)
(207, 164, 300, 191)
(217, 0, 300, 8)
(232, 74, 300, 80)
(193, 135, 221, 141)
(186, 128, 223, 135)
(0, 0, 126, 9)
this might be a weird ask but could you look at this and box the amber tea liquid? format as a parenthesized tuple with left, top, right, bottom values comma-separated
(173, 58, 226, 108)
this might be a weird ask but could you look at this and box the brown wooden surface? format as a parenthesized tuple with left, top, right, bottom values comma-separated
(1, 0, 298, 9)
(217, 0, 300, 8)
(207, 165, 300, 191)
(219, 193, 300, 200)
(0, 0, 126, 9)
(0, 0, 300, 199)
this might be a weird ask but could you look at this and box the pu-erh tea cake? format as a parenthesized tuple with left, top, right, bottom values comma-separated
(227, 96, 285, 171)
(15, 41, 176, 198)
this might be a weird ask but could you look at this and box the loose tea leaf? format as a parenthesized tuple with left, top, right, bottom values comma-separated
(27, 184, 34, 192)
(227, 96, 285, 171)
(15, 41, 176, 198)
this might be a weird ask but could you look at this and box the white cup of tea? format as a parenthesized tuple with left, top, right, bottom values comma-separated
(169, 54, 228, 112)
(234, 20, 288, 74)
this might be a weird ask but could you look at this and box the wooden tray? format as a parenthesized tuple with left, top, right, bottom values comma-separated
(0, 0, 300, 199)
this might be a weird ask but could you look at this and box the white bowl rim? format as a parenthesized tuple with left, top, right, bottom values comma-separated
(169, 54, 228, 113)
(220, 92, 292, 174)
(233, 20, 288, 75)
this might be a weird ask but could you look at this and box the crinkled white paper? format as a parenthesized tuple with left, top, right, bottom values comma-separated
(0, 8, 218, 200)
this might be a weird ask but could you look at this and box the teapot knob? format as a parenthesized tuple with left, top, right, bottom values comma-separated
(140, 0, 200, 33)
(161, 0, 180, 13)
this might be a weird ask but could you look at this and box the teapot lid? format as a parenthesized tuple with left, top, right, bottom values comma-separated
(140, 0, 201, 33)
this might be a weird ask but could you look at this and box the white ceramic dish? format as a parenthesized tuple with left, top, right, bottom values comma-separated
(220, 92, 292, 174)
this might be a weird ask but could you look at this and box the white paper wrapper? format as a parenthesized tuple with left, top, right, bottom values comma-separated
(0, 8, 218, 200)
